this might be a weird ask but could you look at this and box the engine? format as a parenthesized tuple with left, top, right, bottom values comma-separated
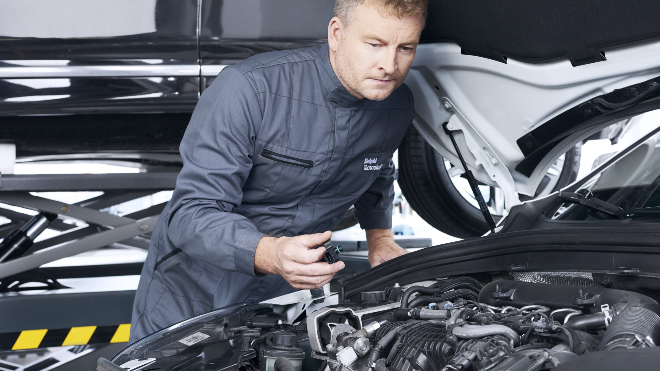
(306, 278, 660, 371)
(106, 276, 660, 371)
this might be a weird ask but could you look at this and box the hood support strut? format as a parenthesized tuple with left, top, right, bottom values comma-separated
(443, 122, 496, 233)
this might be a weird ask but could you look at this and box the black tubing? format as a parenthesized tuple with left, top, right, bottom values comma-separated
(401, 278, 483, 308)
(368, 327, 401, 366)
(400, 286, 448, 308)
(559, 327, 575, 353)
(526, 351, 549, 371)
(274, 357, 296, 371)
(564, 313, 607, 331)
(386, 338, 402, 365)
(406, 289, 479, 309)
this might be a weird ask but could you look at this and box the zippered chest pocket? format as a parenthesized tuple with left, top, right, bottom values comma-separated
(260, 149, 314, 169)
(243, 147, 328, 199)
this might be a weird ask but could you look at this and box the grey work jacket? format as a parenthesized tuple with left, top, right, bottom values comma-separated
(130, 43, 414, 342)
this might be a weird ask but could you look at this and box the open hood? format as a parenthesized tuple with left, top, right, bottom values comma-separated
(405, 42, 660, 210)
(404, 1, 660, 211)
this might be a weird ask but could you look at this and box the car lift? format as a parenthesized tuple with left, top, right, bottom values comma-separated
(0, 171, 177, 370)
(0, 170, 433, 370)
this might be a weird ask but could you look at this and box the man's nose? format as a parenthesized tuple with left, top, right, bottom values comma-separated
(378, 47, 397, 75)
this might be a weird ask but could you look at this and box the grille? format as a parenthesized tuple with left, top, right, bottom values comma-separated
(511, 271, 600, 287)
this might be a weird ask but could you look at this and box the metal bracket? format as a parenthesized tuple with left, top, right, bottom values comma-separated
(442, 99, 521, 211)
(601, 304, 613, 328)
(0, 172, 176, 280)
(0, 216, 158, 280)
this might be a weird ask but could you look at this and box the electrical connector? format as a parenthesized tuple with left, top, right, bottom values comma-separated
(321, 239, 342, 264)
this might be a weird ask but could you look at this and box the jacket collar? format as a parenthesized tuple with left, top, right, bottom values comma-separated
(315, 42, 364, 107)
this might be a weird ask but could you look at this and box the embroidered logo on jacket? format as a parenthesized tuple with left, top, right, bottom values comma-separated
(364, 158, 383, 171)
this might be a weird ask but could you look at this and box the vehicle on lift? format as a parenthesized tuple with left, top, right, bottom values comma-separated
(102, 0, 660, 370)
(3, 0, 660, 370)
(107, 120, 660, 371)
(4, 0, 656, 239)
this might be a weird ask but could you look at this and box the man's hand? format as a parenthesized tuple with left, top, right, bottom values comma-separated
(366, 229, 407, 268)
(254, 231, 344, 289)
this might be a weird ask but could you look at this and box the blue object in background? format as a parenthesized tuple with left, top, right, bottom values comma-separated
(393, 224, 415, 236)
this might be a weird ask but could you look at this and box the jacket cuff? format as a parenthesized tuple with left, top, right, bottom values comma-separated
(234, 229, 267, 277)
(356, 209, 392, 230)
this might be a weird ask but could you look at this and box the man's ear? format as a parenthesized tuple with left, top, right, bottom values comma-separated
(328, 16, 343, 52)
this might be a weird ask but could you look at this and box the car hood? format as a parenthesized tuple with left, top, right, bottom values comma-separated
(404, 41, 660, 210)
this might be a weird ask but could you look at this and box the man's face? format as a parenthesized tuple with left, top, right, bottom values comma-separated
(328, 3, 425, 101)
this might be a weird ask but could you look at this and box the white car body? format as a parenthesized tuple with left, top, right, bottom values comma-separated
(406, 40, 660, 210)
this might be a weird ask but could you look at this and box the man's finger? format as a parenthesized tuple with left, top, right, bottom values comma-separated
(294, 230, 332, 249)
(288, 275, 334, 289)
(288, 244, 327, 263)
(288, 273, 335, 286)
(281, 260, 343, 277)
(292, 261, 344, 277)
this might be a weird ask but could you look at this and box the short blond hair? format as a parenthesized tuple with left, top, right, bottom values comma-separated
(334, 0, 428, 27)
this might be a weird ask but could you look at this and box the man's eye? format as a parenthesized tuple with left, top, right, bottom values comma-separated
(369, 43, 379, 48)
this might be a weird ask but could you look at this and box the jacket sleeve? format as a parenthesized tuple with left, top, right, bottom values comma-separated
(165, 67, 266, 277)
(354, 157, 396, 230)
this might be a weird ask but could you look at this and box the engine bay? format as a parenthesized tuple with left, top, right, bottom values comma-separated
(306, 278, 660, 371)
(109, 274, 660, 371)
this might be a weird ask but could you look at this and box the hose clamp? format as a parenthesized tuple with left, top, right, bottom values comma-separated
(601, 304, 613, 328)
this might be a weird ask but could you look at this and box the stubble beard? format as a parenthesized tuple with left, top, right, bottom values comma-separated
(334, 45, 402, 102)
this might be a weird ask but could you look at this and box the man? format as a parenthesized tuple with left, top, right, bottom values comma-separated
(130, 0, 427, 342)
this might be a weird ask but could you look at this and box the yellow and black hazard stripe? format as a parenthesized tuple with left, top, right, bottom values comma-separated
(0, 324, 130, 351)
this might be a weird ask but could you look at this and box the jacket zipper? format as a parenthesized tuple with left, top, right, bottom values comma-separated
(261, 149, 314, 169)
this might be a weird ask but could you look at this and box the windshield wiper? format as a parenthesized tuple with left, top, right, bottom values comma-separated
(559, 189, 660, 219)
(559, 189, 624, 218)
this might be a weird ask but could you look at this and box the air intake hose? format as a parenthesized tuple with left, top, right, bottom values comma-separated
(599, 304, 660, 351)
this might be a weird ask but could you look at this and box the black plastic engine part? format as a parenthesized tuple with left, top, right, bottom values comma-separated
(373, 321, 448, 371)
(310, 288, 325, 304)
(446, 335, 512, 371)
(348, 286, 403, 307)
(401, 278, 483, 308)
(492, 348, 578, 371)
(479, 281, 657, 313)
(406, 289, 479, 310)
(272, 333, 298, 348)
(592, 273, 660, 304)
(246, 317, 282, 329)
(452, 324, 519, 346)
(321, 240, 342, 264)
(273, 357, 296, 371)
(259, 333, 305, 371)
(358, 291, 387, 304)
(599, 304, 660, 351)
(551, 346, 660, 371)
(368, 326, 401, 367)
(564, 313, 608, 331)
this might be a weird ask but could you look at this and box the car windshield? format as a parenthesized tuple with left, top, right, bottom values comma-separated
(553, 120, 660, 221)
